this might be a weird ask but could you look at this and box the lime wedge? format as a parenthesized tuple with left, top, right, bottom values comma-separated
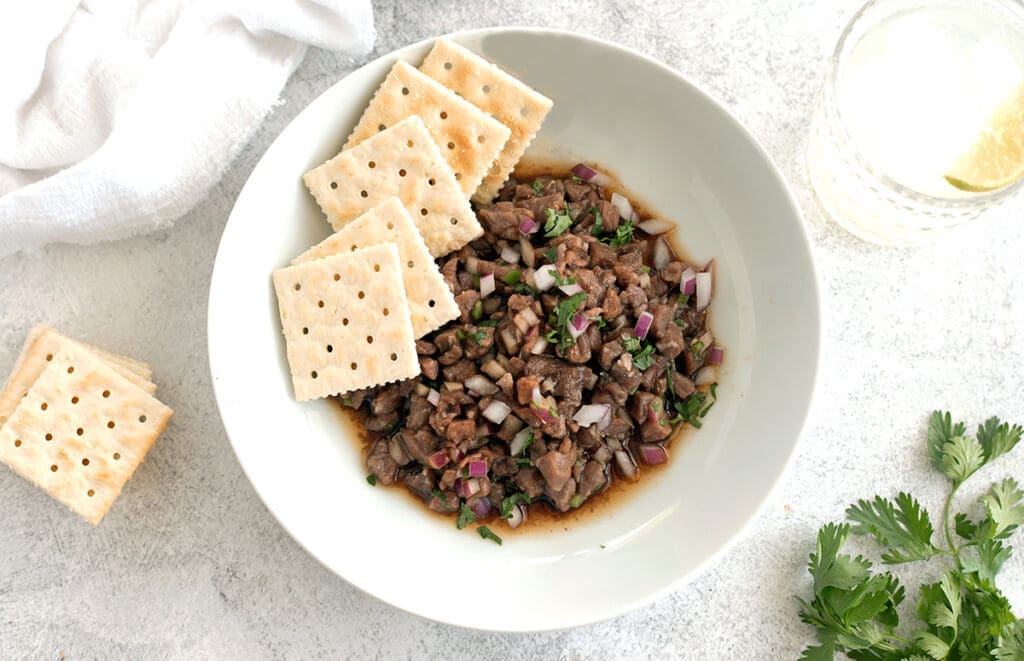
(945, 83, 1024, 193)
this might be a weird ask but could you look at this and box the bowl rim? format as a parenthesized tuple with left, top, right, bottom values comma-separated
(207, 26, 823, 632)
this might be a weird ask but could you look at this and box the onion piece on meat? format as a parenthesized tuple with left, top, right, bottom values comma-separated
(634, 311, 654, 339)
(638, 218, 676, 235)
(468, 460, 488, 478)
(533, 264, 558, 291)
(427, 388, 440, 406)
(510, 427, 533, 456)
(531, 385, 543, 405)
(681, 268, 697, 296)
(479, 272, 495, 298)
(695, 272, 712, 311)
(707, 346, 724, 364)
(506, 503, 526, 529)
(481, 359, 506, 380)
(456, 478, 480, 498)
(519, 217, 539, 235)
(694, 366, 717, 386)
(573, 404, 611, 429)
(466, 374, 499, 396)
(500, 245, 521, 264)
(567, 313, 590, 340)
(530, 336, 549, 354)
(558, 282, 584, 296)
(639, 444, 668, 465)
(427, 451, 448, 469)
(470, 497, 492, 519)
(652, 238, 672, 270)
(571, 163, 614, 187)
(613, 450, 638, 481)
(530, 400, 559, 424)
(610, 192, 633, 222)
(481, 400, 511, 424)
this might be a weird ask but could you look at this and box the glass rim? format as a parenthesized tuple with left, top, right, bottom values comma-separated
(824, 0, 1024, 209)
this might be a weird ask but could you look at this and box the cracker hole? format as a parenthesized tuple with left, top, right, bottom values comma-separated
(390, 353, 398, 361)
(311, 371, 318, 379)
(382, 308, 390, 316)
(401, 87, 409, 95)
(440, 111, 448, 119)
(102, 390, 110, 398)
(318, 300, 325, 308)
(342, 318, 349, 326)
(40, 402, 47, 411)
(420, 208, 428, 216)
(482, 84, 491, 93)
(71, 396, 79, 404)
(477, 135, 485, 143)
(87, 489, 95, 497)
(13, 439, 21, 448)
(333, 273, 340, 281)
(302, 327, 309, 335)
(45, 433, 52, 441)
(360, 190, 368, 198)
(387, 222, 394, 230)
(374, 264, 381, 272)
(107, 421, 115, 429)
(366, 336, 374, 344)
(50, 465, 58, 473)
(428, 299, 436, 307)
(82, 458, 90, 466)
(454, 173, 462, 180)
(520, 107, 529, 116)
(444, 62, 452, 70)
(399, 168, 406, 177)
(67, 366, 74, 374)
(450, 217, 458, 225)
(350, 244, 358, 251)
(76, 428, 83, 436)
(329, 181, 337, 190)
(350, 362, 358, 370)
(428, 178, 436, 186)
(358, 291, 365, 299)
(139, 415, 147, 423)
(46, 353, 53, 362)
(447, 141, 455, 150)
(113, 453, 121, 460)
(407, 260, 414, 268)
(378, 123, 386, 131)
(368, 161, 376, 169)
(326, 345, 333, 353)
(406, 140, 414, 148)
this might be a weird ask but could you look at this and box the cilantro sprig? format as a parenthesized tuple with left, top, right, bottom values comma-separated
(543, 207, 573, 238)
(622, 335, 656, 371)
(545, 292, 588, 353)
(602, 218, 635, 248)
(798, 411, 1024, 660)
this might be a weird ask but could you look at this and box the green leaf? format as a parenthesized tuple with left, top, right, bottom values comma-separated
(456, 503, 476, 530)
(808, 523, 872, 593)
(960, 539, 1011, 583)
(954, 512, 979, 540)
(914, 630, 950, 658)
(846, 493, 939, 563)
(930, 572, 962, 632)
(981, 478, 1024, 540)
(798, 641, 835, 661)
(976, 417, 1023, 463)
(994, 620, 1024, 660)
(928, 410, 966, 470)
(590, 206, 604, 237)
(500, 492, 531, 519)
(476, 525, 502, 545)
(602, 218, 635, 248)
(543, 207, 573, 238)
(939, 436, 986, 484)
(365, 474, 377, 486)
(531, 179, 543, 193)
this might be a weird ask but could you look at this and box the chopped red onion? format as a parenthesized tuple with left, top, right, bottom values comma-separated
(534, 264, 558, 291)
(500, 245, 521, 264)
(519, 217, 538, 235)
(707, 346, 724, 364)
(567, 313, 590, 340)
(704, 258, 715, 274)
(530, 401, 558, 424)
(466, 375, 498, 396)
(613, 450, 638, 481)
(427, 451, 447, 469)
(681, 268, 697, 296)
(531, 386, 542, 405)
(694, 366, 717, 386)
(506, 503, 526, 529)
(634, 311, 654, 339)
(573, 403, 611, 429)
(510, 427, 532, 455)
(427, 388, 440, 406)
(695, 272, 712, 311)
(639, 444, 668, 465)
(571, 163, 613, 187)
(610, 192, 633, 222)
(470, 497, 492, 519)
(468, 460, 488, 478)
(479, 272, 495, 298)
(637, 218, 676, 235)
(453, 448, 466, 462)
(456, 478, 480, 498)
(652, 238, 672, 270)
(514, 307, 540, 334)
(481, 400, 511, 424)
(558, 282, 584, 296)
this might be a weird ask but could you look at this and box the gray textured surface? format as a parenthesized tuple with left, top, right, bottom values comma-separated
(2, 0, 1023, 658)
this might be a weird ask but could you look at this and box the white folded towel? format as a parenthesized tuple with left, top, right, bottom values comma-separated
(0, 0, 375, 259)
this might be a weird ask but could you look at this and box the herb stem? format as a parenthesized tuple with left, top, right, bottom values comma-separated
(942, 483, 962, 565)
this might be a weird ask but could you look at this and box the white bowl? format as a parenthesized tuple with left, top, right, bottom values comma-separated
(208, 28, 820, 632)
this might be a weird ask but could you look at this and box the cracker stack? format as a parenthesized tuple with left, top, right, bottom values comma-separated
(285, 40, 552, 401)
(0, 325, 173, 524)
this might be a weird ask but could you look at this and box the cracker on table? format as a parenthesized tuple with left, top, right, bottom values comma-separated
(272, 243, 420, 401)
(303, 116, 482, 258)
(342, 60, 510, 198)
(0, 325, 155, 427)
(292, 197, 458, 339)
(419, 38, 553, 204)
(0, 343, 173, 525)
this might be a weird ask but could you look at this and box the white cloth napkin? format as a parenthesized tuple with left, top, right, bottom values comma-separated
(0, 0, 374, 259)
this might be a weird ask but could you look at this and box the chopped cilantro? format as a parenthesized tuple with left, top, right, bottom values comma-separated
(514, 283, 537, 296)
(552, 272, 577, 287)
(543, 208, 573, 238)
(477, 525, 503, 545)
(466, 329, 487, 345)
(623, 335, 656, 370)
(641, 265, 652, 274)
(518, 430, 535, 456)
(456, 330, 466, 341)
(470, 300, 482, 320)
(595, 317, 607, 328)
(544, 246, 558, 263)
(514, 457, 532, 466)
(669, 383, 718, 428)
(547, 292, 588, 352)
(478, 319, 498, 327)
(366, 474, 377, 486)
(590, 206, 604, 237)
(501, 269, 521, 285)
(603, 218, 635, 248)
(600, 544, 606, 549)
(674, 319, 687, 327)
(691, 340, 706, 358)
(531, 179, 543, 193)
(457, 503, 476, 530)
(431, 488, 445, 500)
(501, 492, 532, 518)
(340, 396, 353, 407)
(543, 328, 559, 344)
(569, 495, 583, 508)
(678, 293, 690, 305)
(570, 173, 582, 184)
